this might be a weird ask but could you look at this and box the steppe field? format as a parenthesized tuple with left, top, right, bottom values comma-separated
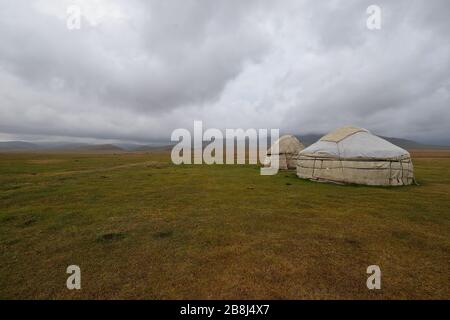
(0, 150, 449, 299)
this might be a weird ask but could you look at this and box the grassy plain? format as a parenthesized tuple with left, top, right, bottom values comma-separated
(0, 150, 449, 299)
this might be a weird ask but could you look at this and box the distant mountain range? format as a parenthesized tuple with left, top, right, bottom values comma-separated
(0, 135, 448, 152)
(0, 141, 167, 152)
(297, 134, 449, 149)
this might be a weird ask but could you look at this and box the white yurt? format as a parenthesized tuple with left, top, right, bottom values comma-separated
(296, 126, 415, 186)
(263, 135, 305, 170)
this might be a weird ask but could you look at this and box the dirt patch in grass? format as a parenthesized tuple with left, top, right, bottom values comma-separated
(343, 238, 362, 248)
(16, 215, 39, 228)
(392, 230, 411, 240)
(3, 239, 21, 246)
(0, 215, 17, 223)
(20, 218, 37, 227)
(153, 230, 174, 239)
(147, 163, 169, 169)
(96, 232, 126, 243)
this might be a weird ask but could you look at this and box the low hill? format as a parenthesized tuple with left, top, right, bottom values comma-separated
(0, 141, 39, 151)
(0, 142, 124, 153)
(56, 144, 125, 152)
(0, 135, 448, 153)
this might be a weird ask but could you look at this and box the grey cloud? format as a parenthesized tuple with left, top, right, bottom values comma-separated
(1, 0, 268, 113)
(0, 0, 449, 144)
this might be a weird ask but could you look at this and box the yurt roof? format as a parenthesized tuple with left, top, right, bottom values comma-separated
(299, 126, 410, 160)
(267, 135, 304, 155)
(320, 126, 368, 142)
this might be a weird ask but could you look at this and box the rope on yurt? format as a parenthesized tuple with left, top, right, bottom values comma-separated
(337, 142, 346, 183)
(312, 158, 316, 179)
(389, 160, 392, 186)
(400, 158, 404, 185)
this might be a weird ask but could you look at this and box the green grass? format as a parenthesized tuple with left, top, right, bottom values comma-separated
(0, 151, 449, 299)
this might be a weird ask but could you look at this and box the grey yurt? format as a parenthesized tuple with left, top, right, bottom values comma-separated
(296, 126, 414, 186)
(263, 135, 305, 170)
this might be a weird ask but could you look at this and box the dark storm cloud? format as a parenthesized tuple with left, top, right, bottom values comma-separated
(0, 0, 449, 143)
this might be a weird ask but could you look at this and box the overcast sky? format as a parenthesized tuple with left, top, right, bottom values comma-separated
(0, 0, 449, 144)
